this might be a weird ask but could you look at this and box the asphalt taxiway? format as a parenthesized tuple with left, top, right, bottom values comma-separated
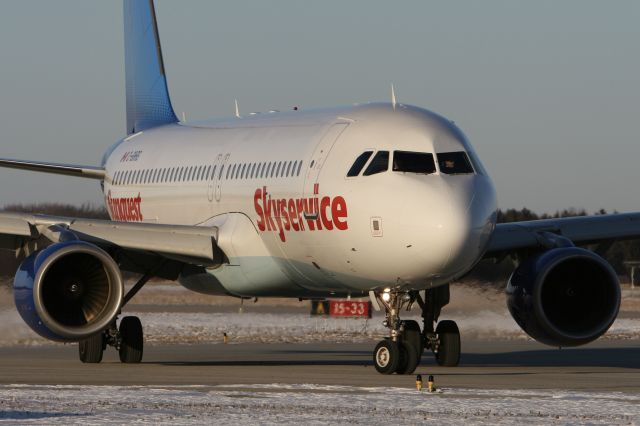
(0, 339, 638, 392)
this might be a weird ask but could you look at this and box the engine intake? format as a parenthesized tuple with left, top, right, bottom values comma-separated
(506, 247, 620, 347)
(14, 241, 123, 342)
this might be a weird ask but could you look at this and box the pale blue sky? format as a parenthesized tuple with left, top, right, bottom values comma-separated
(0, 1, 638, 213)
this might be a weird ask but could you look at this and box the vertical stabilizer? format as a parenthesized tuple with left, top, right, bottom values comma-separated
(124, 0, 178, 135)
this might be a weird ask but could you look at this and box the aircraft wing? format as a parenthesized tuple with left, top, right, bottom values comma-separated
(0, 158, 106, 180)
(485, 212, 640, 254)
(0, 212, 223, 273)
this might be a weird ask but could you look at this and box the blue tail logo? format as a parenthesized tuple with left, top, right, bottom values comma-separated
(124, 0, 178, 135)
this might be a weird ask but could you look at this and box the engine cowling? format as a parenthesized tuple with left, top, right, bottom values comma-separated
(506, 247, 620, 347)
(13, 241, 123, 342)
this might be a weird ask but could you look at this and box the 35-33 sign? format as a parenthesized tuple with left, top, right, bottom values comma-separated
(329, 300, 371, 318)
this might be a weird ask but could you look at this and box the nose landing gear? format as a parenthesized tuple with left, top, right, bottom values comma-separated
(371, 285, 460, 374)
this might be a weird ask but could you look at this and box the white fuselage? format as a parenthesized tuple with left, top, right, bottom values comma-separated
(102, 103, 498, 297)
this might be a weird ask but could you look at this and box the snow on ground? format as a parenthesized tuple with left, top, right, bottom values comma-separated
(2, 307, 640, 347)
(1, 283, 639, 346)
(0, 384, 638, 425)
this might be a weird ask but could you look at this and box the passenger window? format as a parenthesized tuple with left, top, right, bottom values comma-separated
(392, 151, 436, 174)
(437, 152, 474, 175)
(297, 161, 303, 176)
(347, 151, 373, 177)
(276, 162, 282, 177)
(286, 161, 292, 177)
(363, 151, 389, 176)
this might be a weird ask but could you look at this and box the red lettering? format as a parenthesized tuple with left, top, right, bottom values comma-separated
(106, 192, 144, 222)
(252, 186, 348, 240)
(320, 196, 333, 230)
(313, 197, 323, 230)
(295, 198, 305, 231)
(288, 199, 299, 231)
(254, 188, 265, 231)
(281, 199, 291, 231)
(263, 190, 276, 231)
(332, 196, 348, 230)
(303, 198, 317, 231)
(274, 199, 286, 242)
(134, 194, 143, 220)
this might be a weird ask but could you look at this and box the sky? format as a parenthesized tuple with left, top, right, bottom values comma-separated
(0, 1, 638, 213)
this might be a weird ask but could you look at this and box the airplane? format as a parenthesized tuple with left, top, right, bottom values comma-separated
(1, 0, 639, 375)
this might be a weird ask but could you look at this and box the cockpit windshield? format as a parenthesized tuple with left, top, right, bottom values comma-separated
(437, 151, 474, 175)
(392, 151, 436, 174)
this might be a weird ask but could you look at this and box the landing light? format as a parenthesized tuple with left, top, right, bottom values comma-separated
(381, 291, 391, 302)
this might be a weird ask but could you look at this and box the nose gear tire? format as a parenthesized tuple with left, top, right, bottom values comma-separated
(403, 320, 423, 358)
(373, 339, 400, 374)
(396, 340, 419, 374)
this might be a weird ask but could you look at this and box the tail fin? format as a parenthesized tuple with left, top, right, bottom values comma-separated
(124, 0, 178, 135)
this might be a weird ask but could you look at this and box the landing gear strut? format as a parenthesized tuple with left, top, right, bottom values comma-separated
(77, 271, 151, 364)
(371, 285, 460, 374)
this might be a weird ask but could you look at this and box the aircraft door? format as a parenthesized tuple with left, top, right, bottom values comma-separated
(302, 123, 348, 198)
(214, 153, 230, 202)
(207, 154, 222, 202)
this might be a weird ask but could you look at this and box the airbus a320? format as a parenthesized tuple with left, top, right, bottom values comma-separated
(1, 0, 638, 374)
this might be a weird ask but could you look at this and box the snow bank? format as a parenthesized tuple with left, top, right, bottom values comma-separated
(0, 384, 637, 425)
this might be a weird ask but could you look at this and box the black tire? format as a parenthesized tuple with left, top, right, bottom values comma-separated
(403, 320, 423, 359)
(435, 320, 460, 367)
(79, 332, 104, 363)
(395, 341, 419, 375)
(119, 316, 143, 363)
(373, 339, 400, 374)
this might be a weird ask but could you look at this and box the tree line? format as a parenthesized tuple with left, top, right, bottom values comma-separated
(1, 204, 638, 284)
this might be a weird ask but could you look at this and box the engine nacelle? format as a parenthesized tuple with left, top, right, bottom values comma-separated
(14, 241, 123, 342)
(506, 247, 620, 347)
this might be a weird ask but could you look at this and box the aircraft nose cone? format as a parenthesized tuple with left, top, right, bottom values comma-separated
(440, 175, 497, 275)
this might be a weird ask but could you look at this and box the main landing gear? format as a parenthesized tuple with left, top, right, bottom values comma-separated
(371, 285, 460, 374)
(78, 272, 151, 364)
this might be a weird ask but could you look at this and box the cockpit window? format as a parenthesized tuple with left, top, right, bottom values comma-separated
(363, 151, 389, 176)
(392, 151, 436, 174)
(347, 151, 373, 177)
(437, 151, 474, 174)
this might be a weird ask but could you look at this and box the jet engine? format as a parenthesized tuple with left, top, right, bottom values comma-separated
(13, 240, 123, 342)
(506, 247, 620, 347)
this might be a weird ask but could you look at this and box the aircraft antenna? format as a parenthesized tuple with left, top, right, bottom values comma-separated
(235, 99, 241, 118)
(391, 84, 397, 110)
(181, 111, 187, 122)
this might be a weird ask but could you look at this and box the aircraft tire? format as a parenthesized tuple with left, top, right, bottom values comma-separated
(119, 316, 143, 363)
(435, 320, 460, 367)
(373, 339, 400, 374)
(395, 341, 419, 375)
(403, 320, 423, 358)
(79, 332, 104, 363)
